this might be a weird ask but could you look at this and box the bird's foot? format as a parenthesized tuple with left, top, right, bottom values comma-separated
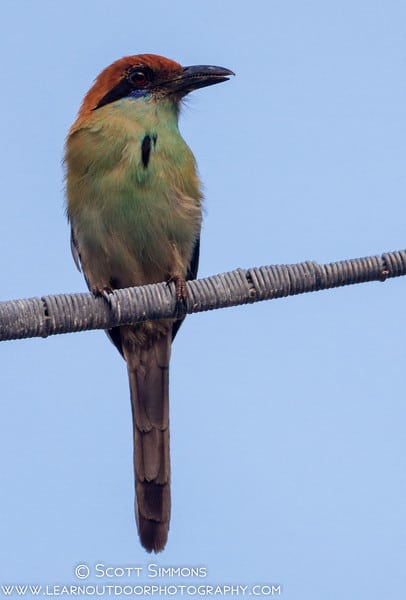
(167, 275, 188, 302)
(91, 285, 114, 304)
(167, 275, 188, 320)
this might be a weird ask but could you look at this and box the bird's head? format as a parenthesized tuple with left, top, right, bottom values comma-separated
(77, 54, 234, 118)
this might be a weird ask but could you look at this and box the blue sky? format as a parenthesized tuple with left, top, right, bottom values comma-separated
(0, 1, 405, 598)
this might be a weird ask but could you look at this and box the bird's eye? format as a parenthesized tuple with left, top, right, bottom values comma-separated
(129, 70, 149, 86)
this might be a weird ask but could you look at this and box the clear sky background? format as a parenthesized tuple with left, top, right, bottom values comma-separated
(0, 1, 405, 598)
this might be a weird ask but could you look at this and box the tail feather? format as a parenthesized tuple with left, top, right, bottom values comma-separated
(138, 514, 169, 554)
(123, 330, 171, 553)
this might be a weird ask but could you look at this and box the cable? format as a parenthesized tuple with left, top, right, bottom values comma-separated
(0, 249, 405, 342)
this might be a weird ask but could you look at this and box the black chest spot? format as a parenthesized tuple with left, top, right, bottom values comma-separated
(141, 134, 158, 168)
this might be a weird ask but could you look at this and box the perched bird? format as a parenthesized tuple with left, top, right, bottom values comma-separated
(65, 54, 233, 552)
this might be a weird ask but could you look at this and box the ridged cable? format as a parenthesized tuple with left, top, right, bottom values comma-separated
(0, 249, 405, 342)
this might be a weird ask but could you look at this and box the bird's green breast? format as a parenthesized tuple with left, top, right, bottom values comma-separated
(65, 97, 202, 288)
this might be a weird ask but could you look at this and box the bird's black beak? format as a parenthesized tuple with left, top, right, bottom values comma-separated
(165, 65, 235, 96)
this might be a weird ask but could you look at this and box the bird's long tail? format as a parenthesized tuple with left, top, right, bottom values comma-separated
(123, 330, 171, 553)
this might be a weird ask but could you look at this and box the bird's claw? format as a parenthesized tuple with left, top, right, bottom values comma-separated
(92, 285, 114, 305)
(167, 275, 188, 302)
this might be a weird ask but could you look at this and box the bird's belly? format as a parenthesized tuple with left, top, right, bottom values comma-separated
(74, 186, 201, 291)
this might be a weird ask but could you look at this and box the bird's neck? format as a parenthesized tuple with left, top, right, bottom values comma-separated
(72, 96, 181, 138)
(108, 96, 181, 132)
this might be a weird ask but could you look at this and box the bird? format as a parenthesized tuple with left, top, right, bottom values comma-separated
(64, 54, 233, 552)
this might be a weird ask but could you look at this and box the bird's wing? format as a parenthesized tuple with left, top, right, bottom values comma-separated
(171, 236, 200, 341)
(186, 236, 200, 281)
(70, 228, 82, 272)
(70, 227, 98, 295)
